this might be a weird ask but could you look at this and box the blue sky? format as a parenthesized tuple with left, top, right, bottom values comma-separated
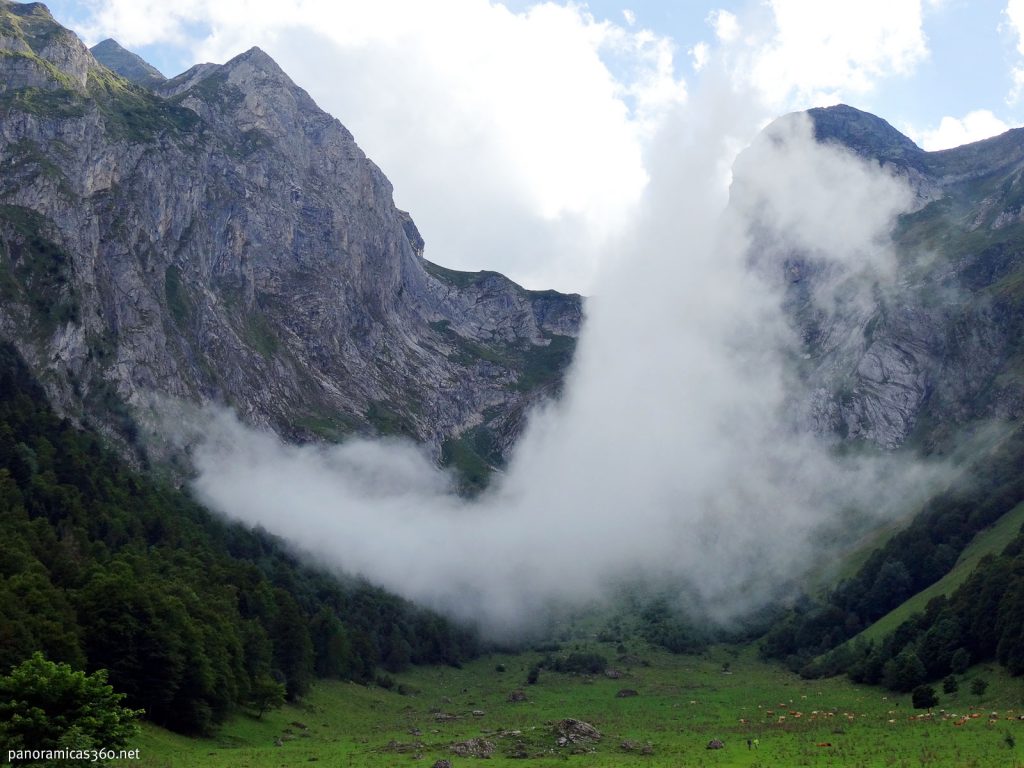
(38, 0, 1024, 289)
(47, 0, 1024, 142)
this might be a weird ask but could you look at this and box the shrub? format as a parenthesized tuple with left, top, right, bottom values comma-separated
(911, 685, 938, 709)
(0, 653, 141, 755)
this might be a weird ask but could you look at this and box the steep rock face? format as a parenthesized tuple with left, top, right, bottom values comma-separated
(743, 105, 1024, 449)
(0, 2, 581, 470)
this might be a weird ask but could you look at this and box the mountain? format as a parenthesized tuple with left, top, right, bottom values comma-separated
(0, 1, 581, 483)
(90, 38, 166, 88)
(737, 108, 1024, 687)
(744, 104, 1024, 451)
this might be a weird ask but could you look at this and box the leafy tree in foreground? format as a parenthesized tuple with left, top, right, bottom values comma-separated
(0, 653, 141, 755)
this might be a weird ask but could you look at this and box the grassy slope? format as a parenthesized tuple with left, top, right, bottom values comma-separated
(133, 643, 1024, 767)
(850, 501, 1024, 646)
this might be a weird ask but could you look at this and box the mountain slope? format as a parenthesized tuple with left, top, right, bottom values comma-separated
(747, 107, 1024, 684)
(90, 38, 166, 88)
(0, 1, 581, 471)
(744, 104, 1024, 450)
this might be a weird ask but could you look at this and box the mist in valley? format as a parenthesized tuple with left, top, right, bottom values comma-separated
(176, 19, 944, 638)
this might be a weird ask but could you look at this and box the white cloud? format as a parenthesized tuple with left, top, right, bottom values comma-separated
(912, 109, 1015, 150)
(709, 9, 740, 42)
(1007, 0, 1024, 53)
(622, 8, 636, 26)
(71, 0, 686, 292)
(689, 40, 710, 71)
(749, 0, 928, 108)
(1006, 0, 1024, 103)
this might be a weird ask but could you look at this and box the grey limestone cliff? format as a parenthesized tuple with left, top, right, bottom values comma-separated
(0, 1, 581, 480)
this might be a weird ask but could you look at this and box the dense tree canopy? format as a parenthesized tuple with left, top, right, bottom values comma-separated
(760, 426, 1024, 682)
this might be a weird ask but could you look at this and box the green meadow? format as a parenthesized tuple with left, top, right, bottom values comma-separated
(133, 644, 1024, 767)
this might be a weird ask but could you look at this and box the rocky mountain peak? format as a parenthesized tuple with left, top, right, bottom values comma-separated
(159, 45, 331, 148)
(90, 37, 166, 88)
(0, 5, 582, 482)
(229, 46, 285, 75)
(0, 0, 93, 91)
(807, 104, 922, 160)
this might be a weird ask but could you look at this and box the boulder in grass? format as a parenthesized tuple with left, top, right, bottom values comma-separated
(451, 737, 495, 758)
(508, 690, 528, 702)
(706, 738, 725, 750)
(616, 689, 639, 698)
(432, 761, 452, 768)
(554, 718, 601, 744)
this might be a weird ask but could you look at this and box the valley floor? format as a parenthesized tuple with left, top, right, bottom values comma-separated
(134, 644, 1024, 767)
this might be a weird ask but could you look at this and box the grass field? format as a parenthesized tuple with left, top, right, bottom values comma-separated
(131, 643, 1024, 767)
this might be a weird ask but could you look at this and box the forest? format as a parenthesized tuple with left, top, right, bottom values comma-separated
(0, 343, 478, 735)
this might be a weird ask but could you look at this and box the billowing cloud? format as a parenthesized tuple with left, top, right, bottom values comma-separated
(179, 94, 939, 636)
(911, 109, 1016, 150)
(749, 0, 928, 107)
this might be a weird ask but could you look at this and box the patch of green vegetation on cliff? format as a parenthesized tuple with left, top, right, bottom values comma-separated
(430, 319, 576, 394)
(0, 204, 78, 333)
(292, 409, 359, 443)
(87, 66, 200, 141)
(0, 85, 86, 119)
(164, 264, 195, 329)
(4, 138, 67, 186)
(366, 400, 417, 438)
(5, 1, 69, 52)
(242, 311, 280, 359)
(441, 425, 501, 495)
(423, 260, 503, 290)
(515, 333, 576, 392)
